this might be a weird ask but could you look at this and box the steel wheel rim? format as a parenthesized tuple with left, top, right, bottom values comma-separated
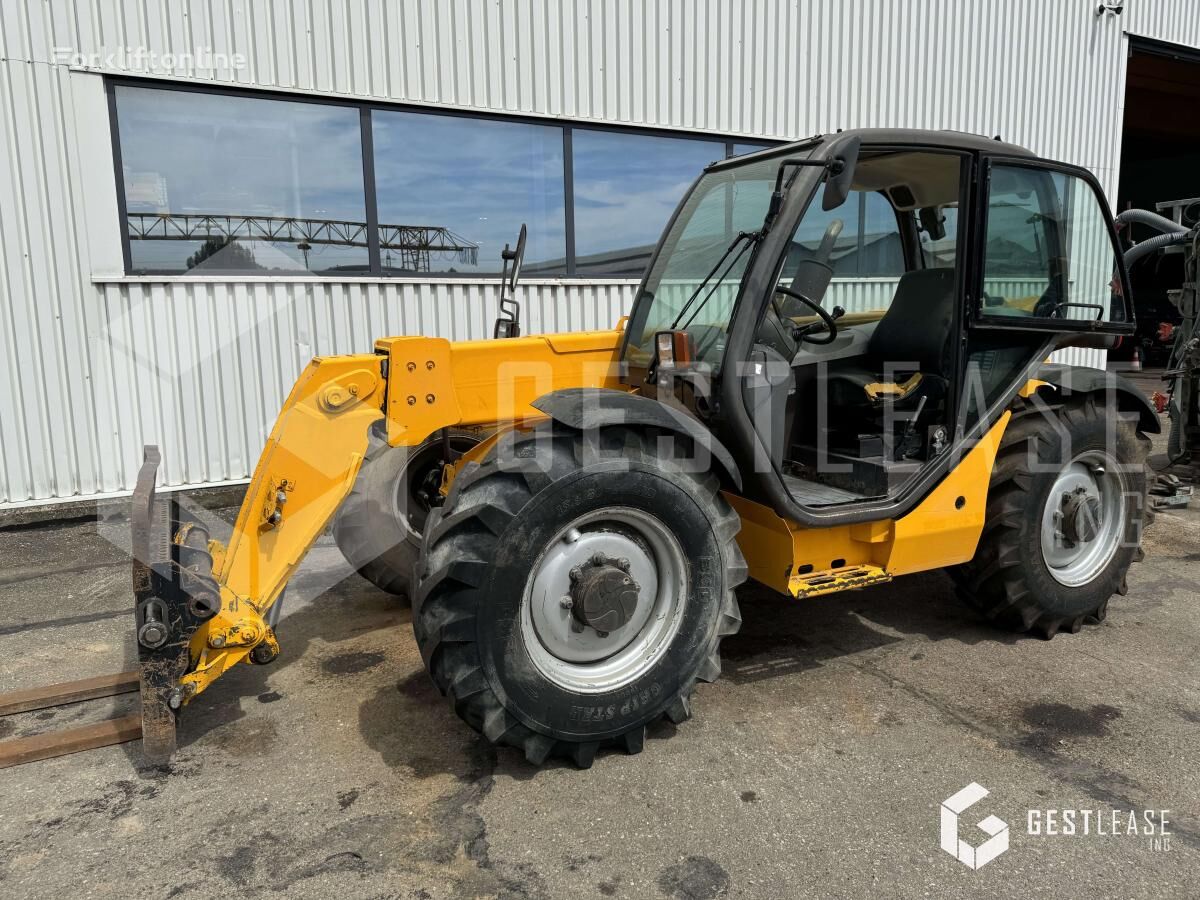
(521, 507, 688, 694)
(1040, 450, 1127, 587)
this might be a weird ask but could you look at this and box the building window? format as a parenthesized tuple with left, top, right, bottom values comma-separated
(110, 81, 779, 279)
(571, 130, 726, 276)
(372, 110, 566, 275)
(113, 84, 369, 275)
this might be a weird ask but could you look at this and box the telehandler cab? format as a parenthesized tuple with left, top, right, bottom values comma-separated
(130, 129, 1158, 768)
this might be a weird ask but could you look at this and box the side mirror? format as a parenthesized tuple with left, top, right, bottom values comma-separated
(492, 224, 528, 339)
(506, 224, 526, 293)
(652, 330, 695, 371)
(821, 135, 861, 211)
(919, 206, 946, 241)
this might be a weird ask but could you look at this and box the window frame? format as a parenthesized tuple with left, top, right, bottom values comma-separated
(106, 75, 779, 280)
(970, 156, 1135, 334)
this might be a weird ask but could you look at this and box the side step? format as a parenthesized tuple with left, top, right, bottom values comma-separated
(787, 564, 892, 599)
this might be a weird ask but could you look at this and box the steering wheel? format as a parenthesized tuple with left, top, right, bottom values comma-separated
(773, 286, 839, 345)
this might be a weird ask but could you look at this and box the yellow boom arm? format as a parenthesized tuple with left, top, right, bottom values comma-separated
(174, 329, 626, 704)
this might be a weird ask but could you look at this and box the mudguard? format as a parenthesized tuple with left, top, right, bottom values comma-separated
(1036, 363, 1161, 434)
(532, 387, 743, 489)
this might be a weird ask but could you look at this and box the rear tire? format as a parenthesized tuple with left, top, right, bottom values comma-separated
(334, 425, 483, 599)
(413, 424, 745, 768)
(955, 394, 1151, 639)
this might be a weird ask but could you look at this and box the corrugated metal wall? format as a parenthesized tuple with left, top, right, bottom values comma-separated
(1, 0, 1197, 506)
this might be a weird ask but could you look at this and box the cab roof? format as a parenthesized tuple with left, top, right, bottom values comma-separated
(708, 128, 1036, 171)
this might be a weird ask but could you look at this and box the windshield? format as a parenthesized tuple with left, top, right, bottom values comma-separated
(623, 154, 787, 370)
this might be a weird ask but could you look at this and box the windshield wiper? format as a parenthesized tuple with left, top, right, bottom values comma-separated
(669, 230, 760, 331)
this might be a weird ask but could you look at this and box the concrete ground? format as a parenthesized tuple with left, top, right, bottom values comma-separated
(1, 414, 1198, 898)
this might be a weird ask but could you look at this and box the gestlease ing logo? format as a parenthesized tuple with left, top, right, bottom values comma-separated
(940, 783, 1010, 869)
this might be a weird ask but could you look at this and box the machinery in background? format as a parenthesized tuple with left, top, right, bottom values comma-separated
(1121, 199, 1200, 508)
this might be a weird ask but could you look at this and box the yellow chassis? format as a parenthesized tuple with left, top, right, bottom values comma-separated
(175, 322, 1015, 705)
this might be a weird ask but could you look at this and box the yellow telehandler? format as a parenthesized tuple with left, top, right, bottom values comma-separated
(130, 129, 1158, 768)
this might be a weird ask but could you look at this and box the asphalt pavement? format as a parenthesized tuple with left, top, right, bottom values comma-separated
(0, 415, 1196, 898)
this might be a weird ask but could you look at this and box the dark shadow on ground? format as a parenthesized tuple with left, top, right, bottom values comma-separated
(721, 568, 1020, 686)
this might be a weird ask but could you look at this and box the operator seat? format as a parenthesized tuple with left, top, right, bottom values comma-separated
(827, 267, 958, 408)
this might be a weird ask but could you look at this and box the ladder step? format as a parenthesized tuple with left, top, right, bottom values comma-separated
(788, 564, 892, 599)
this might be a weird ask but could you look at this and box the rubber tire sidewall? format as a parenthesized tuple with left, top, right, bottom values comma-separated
(476, 461, 726, 743)
(334, 429, 480, 596)
(1016, 413, 1145, 617)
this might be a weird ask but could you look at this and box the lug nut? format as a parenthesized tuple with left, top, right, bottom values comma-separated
(591, 552, 606, 566)
(569, 566, 583, 582)
(617, 557, 630, 571)
(596, 630, 609, 638)
(560, 596, 573, 610)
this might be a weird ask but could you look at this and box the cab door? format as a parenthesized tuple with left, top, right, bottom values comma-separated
(959, 158, 1134, 425)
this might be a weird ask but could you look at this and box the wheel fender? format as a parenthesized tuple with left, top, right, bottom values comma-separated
(1035, 363, 1161, 434)
(531, 388, 743, 489)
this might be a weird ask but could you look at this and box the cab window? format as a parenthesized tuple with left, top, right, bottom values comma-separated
(776, 151, 963, 320)
(980, 165, 1128, 326)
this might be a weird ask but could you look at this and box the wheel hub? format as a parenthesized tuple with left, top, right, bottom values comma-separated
(1060, 487, 1102, 546)
(569, 553, 640, 634)
(522, 508, 688, 693)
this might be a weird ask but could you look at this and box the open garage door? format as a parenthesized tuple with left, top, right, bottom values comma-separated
(1115, 38, 1200, 367)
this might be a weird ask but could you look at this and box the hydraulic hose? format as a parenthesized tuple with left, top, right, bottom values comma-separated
(1123, 230, 1193, 268)
(1115, 208, 1188, 234)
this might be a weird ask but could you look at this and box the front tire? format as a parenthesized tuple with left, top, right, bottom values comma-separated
(956, 394, 1151, 638)
(413, 424, 745, 768)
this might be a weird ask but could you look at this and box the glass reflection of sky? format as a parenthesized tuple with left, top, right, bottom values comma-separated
(373, 112, 565, 274)
(116, 85, 368, 273)
(115, 85, 779, 278)
(573, 130, 724, 273)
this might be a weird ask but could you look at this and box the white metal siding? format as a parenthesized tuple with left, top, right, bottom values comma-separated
(1, 0, 1198, 506)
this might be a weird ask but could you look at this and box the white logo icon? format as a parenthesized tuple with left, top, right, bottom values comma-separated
(941, 783, 1009, 869)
